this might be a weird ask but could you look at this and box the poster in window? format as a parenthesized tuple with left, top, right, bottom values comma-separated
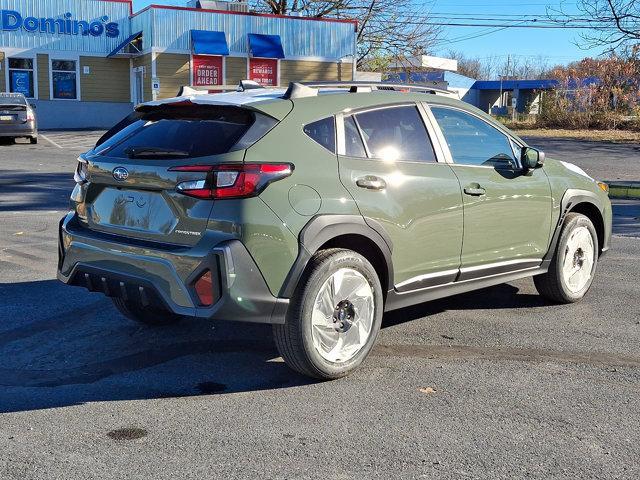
(192, 55, 223, 87)
(10, 71, 33, 97)
(53, 72, 77, 99)
(249, 58, 277, 86)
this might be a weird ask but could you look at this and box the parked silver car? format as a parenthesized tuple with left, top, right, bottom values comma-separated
(0, 93, 37, 144)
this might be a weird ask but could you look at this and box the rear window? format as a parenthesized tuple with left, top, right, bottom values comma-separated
(96, 106, 274, 159)
(303, 117, 336, 153)
(0, 94, 27, 107)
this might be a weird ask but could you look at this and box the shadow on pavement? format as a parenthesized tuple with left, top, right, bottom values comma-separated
(0, 277, 551, 413)
(0, 171, 73, 211)
(383, 283, 549, 328)
(0, 279, 314, 413)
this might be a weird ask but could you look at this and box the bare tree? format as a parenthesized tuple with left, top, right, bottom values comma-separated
(445, 51, 551, 80)
(250, 1, 441, 69)
(548, 0, 640, 55)
(445, 50, 483, 78)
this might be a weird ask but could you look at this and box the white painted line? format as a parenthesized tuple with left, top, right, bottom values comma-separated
(40, 134, 63, 149)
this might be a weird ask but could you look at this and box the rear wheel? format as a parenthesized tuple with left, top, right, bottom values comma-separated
(534, 212, 598, 303)
(112, 297, 183, 326)
(273, 248, 384, 380)
(30, 137, 37, 144)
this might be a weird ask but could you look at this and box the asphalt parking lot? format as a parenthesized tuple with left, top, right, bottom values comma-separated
(1, 133, 639, 479)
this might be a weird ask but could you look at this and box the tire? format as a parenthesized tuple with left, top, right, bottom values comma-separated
(273, 248, 384, 380)
(111, 297, 183, 326)
(30, 137, 37, 144)
(534, 212, 599, 303)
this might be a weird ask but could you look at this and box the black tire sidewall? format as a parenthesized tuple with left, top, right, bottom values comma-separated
(296, 251, 384, 378)
(555, 214, 599, 301)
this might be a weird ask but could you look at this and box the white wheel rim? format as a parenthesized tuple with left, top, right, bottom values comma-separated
(311, 268, 375, 363)
(561, 226, 595, 293)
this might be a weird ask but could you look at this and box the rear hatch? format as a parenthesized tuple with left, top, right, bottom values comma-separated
(77, 104, 278, 246)
(0, 101, 27, 125)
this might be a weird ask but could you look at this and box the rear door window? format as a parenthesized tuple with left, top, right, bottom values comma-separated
(303, 117, 336, 153)
(354, 106, 436, 163)
(97, 106, 261, 159)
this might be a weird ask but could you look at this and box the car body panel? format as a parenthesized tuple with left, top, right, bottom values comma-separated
(57, 87, 613, 323)
(450, 164, 553, 269)
(338, 156, 464, 287)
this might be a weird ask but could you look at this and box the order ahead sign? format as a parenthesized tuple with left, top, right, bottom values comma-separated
(1, 9, 120, 38)
(192, 55, 223, 87)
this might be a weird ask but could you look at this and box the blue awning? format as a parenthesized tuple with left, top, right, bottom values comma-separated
(248, 33, 285, 59)
(107, 31, 143, 58)
(191, 30, 229, 56)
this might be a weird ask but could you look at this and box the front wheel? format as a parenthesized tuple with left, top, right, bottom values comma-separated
(534, 212, 598, 303)
(273, 249, 384, 380)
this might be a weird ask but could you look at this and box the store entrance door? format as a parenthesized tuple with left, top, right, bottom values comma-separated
(132, 67, 144, 105)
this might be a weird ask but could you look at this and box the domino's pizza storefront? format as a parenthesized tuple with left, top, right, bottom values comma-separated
(0, 0, 356, 129)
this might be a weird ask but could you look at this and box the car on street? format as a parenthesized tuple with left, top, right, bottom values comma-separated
(0, 92, 37, 144)
(57, 81, 612, 379)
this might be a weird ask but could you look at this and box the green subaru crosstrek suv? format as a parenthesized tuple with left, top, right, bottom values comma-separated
(58, 81, 612, 379)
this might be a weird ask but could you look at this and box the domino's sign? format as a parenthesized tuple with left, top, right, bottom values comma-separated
(1, 10, 120, 38)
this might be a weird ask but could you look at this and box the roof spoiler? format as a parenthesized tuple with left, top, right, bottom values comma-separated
(177, 80, 266, 97)
(283, 81, 453, 99)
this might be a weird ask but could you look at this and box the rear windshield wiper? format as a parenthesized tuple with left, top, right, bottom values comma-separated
(124, 146, 190, 158)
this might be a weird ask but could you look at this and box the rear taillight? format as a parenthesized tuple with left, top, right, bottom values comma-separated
(169, 163, 293, 199)
(26, 108, 34, 122)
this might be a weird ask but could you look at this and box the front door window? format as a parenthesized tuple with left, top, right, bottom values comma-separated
(430, 106, 518, 169)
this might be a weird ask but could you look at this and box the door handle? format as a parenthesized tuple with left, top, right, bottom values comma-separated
(464, 184, 486, 196)
(356, 175, 386, 191)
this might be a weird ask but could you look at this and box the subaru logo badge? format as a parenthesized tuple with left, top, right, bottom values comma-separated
(113, 167, 129, 181)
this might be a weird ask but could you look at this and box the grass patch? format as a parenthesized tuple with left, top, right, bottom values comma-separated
(512, 128, 640, 143)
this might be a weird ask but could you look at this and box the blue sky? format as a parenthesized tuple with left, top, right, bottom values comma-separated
(132, 0, 604, 65)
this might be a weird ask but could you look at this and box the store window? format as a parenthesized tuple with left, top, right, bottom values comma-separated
(8, 58, 35, 98)
(51, 60, 78, 100)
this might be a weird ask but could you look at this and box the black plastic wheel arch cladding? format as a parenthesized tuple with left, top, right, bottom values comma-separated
(279, 215, 394, 299)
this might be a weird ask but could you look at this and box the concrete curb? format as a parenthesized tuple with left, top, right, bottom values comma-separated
(606, 181, 640, 199)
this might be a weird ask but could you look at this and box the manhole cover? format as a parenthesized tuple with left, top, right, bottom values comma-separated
(107, 427, 148, 441)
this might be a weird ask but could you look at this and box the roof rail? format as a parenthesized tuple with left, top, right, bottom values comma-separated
(177, 80, 267, 97)
(283, 81, 452, 99)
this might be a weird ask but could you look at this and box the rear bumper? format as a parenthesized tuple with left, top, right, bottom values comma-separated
(57, 213, 288, 324)
(0, 122, 36, 137)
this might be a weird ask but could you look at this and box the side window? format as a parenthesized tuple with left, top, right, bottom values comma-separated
(354, 106, 436, 162)
(304, 117, 336, 153)
(431, 106, 517, 167)
(344, 116, 366, 157)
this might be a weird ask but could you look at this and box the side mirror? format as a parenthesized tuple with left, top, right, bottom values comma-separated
(521, 147, 545, 170)
(29, 103, 37, 110)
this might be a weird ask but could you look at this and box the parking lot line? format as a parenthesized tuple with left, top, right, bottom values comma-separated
(40, 134, 63, 149)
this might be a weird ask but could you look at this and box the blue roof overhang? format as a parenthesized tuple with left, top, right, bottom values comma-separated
(248, 33, 285, 59)
(191, 30, 230, 56)
(107, 31, 143, 58)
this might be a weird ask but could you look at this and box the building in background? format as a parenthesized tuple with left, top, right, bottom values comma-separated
(0, 0, 357, 128)
(386, 69, 557, 116)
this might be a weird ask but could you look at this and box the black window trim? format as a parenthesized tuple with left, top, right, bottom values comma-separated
(340, 113, 368, 159)
(338, 102, 440, 165)
(426, 103, 524, 169)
